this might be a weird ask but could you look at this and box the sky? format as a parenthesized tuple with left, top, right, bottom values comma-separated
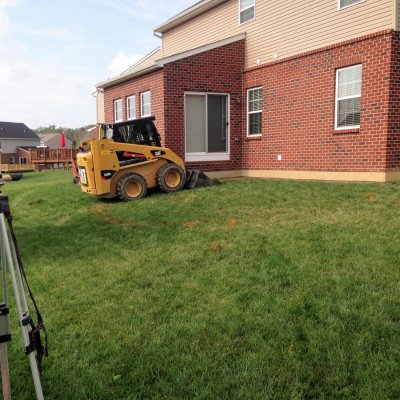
(0, 0, 195, 128)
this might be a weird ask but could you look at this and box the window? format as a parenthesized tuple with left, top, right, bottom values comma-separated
(335, 64, 362, 129)
(239, 0, 255, 24)
(247, 87, 262, 136)
(19, 157, 27, 164)
(9, 157, 14, 165)
(127, 95, 136, 120)
(185, 93, 229, 161)
(141, 91, 151, 117)
(114, 99, 123, 122)
(338, 0, 364, 9)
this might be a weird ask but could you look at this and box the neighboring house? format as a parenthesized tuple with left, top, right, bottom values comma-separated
(96, 0, 400, 182)
(38, 133, 73, 149)
(82, 126, 101, 142)
(0, 122, 40, 165)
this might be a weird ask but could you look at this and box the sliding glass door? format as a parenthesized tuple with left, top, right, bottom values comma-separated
(185, 93, 229, 161)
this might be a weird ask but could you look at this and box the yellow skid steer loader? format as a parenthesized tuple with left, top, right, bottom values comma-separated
(75, 117, 212, 201)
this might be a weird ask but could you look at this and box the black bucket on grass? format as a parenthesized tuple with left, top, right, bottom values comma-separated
(185, 170, 214, 189)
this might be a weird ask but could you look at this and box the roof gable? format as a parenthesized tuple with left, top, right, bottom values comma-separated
(38, 132, 73, 145)
(97, 33, 244, 89)
(83, 126, 100, 142)
(38, 133, 58, 141)
(0, 122, 39, 140)
(97, 48, 162, 89)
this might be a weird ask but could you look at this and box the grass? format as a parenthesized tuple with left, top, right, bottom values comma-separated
(3, 170, 400, 399)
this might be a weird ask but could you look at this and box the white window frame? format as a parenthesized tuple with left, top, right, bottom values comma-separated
(184, 92, 230, 162)
(114, 99, 123, 122)
(338, 0, 365, 10)
(127, 95, 136, 120)
(141, 91, 151, 117)
(19, 157, 27, 164)
(239, 0, 255, 25)
(9, 157, 14, 165)
(335, 64, 362, 130)
(247, 87, 263, 137)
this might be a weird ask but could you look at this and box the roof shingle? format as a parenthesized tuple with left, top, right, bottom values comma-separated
(0, 122, 39, 140)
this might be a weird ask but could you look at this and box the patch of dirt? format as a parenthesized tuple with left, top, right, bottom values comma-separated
(184, 220, 201, 230)
(366, 192, 378, 202)
(92, 203, 135, 226)
(91, 203, 239, 231)
(202, 218, 239, 231)
(211, 243, 223, 252)
(228, 218, 237, 228)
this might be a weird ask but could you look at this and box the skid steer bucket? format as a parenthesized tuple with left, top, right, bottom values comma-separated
(185, 170, 214, 189)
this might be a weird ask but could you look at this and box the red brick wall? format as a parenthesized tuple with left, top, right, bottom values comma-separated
(103, 70, 166, 142)
(243, 31, 393, 173)
(163, 39, 245, 171)
(102, 31, 397, 176)
(387, 31, 400, 171)
(17, 148, 31, 163)
(0, 153, 16, 164)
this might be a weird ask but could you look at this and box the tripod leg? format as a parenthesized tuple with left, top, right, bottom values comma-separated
(0, 343, 10, 400)
(0, 214, 44, 400)
(7, 231, 28, 313)
(0, 216, 11, 400)
(27, 353, 43, 400)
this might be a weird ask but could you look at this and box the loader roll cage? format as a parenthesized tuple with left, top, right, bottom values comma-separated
(102, 116, 162, 148)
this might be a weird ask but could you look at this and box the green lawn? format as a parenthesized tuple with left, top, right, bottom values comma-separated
(3, 170, 400, 399)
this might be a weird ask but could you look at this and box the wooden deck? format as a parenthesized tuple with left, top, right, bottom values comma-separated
(29, 148, 79, 164)
(1, 163, 34, 173)
(29, 148, 79, 170)
(1, 149, 80, 173)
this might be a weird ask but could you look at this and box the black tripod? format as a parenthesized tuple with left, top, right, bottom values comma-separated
(0, 195, 45, 399)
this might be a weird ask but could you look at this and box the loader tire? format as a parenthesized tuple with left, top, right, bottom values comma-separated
(117, 173, 147, 201)
(156, 163, 186, 193)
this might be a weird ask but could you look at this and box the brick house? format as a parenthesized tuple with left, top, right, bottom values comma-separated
(0, 122, 40, 165)
(83, 126, 101, 142)
(96, 0, 400, 182)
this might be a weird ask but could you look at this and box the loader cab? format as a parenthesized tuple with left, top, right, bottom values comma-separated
(102, 116, 161, 147)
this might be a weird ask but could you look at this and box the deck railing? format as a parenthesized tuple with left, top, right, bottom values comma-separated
(0, 164, 34, 172)
(29, 148, 79, 163)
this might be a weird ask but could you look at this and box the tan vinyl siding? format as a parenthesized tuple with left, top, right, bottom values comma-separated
(161, 0, 394, 68)
(125, 48, 162, 75)
(397, 0, 400, 30)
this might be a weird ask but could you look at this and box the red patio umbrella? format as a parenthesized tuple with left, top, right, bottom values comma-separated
(60, 132, 66, 148)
